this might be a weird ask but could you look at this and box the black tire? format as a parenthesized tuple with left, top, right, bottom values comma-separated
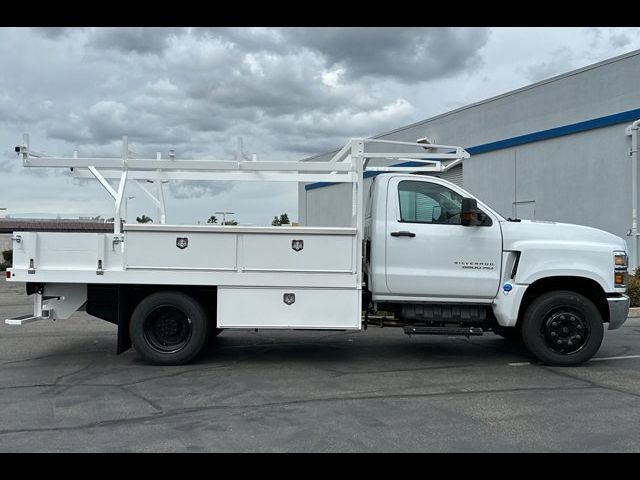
(130, 291, 210, 365)
(493, 325, 522, 341)
(521, 290, 604, 366)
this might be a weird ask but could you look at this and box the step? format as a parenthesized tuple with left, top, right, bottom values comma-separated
(403, 326, 483, 337)
(5, 310, 50, 326)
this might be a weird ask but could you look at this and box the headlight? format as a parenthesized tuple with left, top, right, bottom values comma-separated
(614, 251, 628, 287)
(614, 252, 628, 269)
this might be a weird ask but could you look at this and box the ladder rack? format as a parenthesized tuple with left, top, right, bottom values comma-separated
(15, 134, 470, 236)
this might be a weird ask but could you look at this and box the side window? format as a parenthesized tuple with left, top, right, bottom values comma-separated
(398, 180, 463, 225)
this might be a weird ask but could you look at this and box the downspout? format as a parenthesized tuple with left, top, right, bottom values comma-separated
(627, 120, 640, 269)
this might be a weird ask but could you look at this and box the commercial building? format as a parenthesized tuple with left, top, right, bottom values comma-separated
(299, 49, 640, 266)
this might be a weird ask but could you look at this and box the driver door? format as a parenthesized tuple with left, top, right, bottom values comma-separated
(385, 177, 502, 300)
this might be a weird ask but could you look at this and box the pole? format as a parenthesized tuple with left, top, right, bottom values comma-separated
(125, 196, 135, 223)
(216, 211, 234, 225)
(631, 121, 640, 269)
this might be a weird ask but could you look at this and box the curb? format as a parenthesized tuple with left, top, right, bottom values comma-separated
(629, 307, 640, 318)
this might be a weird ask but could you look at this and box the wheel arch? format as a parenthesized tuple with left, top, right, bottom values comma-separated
(517, 276, 609, 327)
(86, 284, 218, 354)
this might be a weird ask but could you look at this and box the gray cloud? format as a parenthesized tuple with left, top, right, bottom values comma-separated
(195, 27, 287, 54)
(168, 181, 233, 199)
(87, 27, 187, 55)
(610, 33, 631, 48)
(31, 27, 76, 39)
(3, 27, 635, 223)
(0, 27, 492, 206)
(282, 27, 491, 82)
(521, 47, 574, 83)
(0, 152, 15, 172)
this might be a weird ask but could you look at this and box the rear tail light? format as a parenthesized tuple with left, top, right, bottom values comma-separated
(5, 270, 11, 279)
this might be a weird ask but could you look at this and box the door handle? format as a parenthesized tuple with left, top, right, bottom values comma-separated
(390, 231, 416, 238)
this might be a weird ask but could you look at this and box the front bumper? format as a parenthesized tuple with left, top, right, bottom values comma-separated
(607, 294, 630, 330)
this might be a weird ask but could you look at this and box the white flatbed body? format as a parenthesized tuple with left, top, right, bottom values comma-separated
(9, 224, 361, 329)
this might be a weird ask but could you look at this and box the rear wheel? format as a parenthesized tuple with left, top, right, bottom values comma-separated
(521, 290, 604, 366)
(130, 291, 210, 365)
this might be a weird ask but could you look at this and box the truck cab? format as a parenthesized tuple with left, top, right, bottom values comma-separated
(364, 173, 630, 366)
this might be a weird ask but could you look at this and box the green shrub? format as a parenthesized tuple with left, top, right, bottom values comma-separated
(627, 267, 640, 307)
(0, 249, 11, 271)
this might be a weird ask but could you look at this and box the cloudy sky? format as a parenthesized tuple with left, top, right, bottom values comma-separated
(1, 27, 639, 225)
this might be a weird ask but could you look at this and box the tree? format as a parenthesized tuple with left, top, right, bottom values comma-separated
(207, 215, 218, 224)
(0, 249, 11, 271)
(272, 212, 290, 226)
(136, 215, 153, 223)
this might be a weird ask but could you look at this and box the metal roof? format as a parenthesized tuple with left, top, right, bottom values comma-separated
(0, 218, 115, 234)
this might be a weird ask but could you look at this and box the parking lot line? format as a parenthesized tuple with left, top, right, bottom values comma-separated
(508, 354, 640, 366)
(590, 354, 640, 362)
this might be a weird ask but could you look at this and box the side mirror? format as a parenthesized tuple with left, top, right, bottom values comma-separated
(461, 197, 483, 226)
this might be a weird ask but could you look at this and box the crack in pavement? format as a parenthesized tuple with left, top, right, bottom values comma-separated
(0, 383, 114, 391)
(123, 364, 231, 386)
(43, 362, 97, 396)
(0, 364, 231, 392)
(326, 363, 477, 377)
(0, 351, 109, 367)
(540, 365, 640, 400)
(118, 385, 164, 413)
(0, 384, 596, 436)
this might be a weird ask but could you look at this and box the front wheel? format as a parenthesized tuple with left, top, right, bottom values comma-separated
(130, 291, 210, 365)
(521, 291, 604, 366)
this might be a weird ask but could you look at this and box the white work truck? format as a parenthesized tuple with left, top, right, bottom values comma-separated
(5, 136, 630, 366)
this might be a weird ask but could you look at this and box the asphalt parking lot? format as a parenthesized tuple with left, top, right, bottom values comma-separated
(0, 280, 639, 452)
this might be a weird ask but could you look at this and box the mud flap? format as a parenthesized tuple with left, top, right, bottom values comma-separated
(117, 286, 132, 354)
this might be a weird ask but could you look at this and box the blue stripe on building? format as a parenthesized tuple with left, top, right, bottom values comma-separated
(305, 107, 640, 191)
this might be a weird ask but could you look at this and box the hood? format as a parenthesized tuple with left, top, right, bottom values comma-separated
(501, 220, 627, 252)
